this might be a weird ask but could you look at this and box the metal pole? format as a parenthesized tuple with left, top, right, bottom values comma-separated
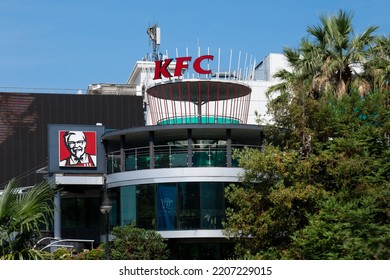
(101, 174, 112, 260)
(105, 211, 110, 260)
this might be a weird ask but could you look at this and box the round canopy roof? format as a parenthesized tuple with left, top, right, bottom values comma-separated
(147, 79, 251, 102)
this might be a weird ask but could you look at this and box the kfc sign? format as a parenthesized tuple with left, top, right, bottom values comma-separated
(48, 124, 105, 174)
(154, 55, 214, 80)
(59, 130, 97, 167)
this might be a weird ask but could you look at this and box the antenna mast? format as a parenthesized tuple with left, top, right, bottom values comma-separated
(147, 25, 161, 61)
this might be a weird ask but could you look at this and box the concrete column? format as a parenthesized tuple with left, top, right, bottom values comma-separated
(53, 190, 61, 239)
(226, 129, 232, 167)
(187, 129, 193, 167)
(149, 131, 155, 169)
(120, 135, 125, 172)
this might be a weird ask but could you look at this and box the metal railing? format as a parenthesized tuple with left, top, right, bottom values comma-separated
(0, 86, 85, 94)
(34, 237, 94, 252)
(107, 144, 261, 173)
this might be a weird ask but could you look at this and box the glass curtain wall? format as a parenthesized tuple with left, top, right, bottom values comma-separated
(110, 182, 227, 231)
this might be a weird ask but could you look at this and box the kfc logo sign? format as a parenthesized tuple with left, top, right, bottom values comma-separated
(59, 130, 97, 167)
(48, 124, 105, 174)
(154, 55, 214, 80)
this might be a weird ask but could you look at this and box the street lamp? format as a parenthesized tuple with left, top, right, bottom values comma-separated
(100, 197, 112, 260)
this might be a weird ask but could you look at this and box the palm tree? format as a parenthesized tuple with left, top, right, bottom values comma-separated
(0, 179, 55, 260)
(364, 35, 390, 92)
(265, 10, 380, 156)
(265, 46, 318, 156)
(308, 10, 378, 98)
(268, 10, 378, 100)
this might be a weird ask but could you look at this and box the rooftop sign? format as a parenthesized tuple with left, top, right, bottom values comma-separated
(153, 55, 214, 80)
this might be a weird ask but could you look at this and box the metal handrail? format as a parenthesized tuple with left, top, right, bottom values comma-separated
(108, 143, 261, 158)
(35, 237, 94, 251)
(107, 143, 261, 173)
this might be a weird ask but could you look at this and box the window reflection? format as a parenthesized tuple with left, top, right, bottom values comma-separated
(118, 182, 228, 231)
(178, 183, 200, 229)
(136, 185, 156, 229)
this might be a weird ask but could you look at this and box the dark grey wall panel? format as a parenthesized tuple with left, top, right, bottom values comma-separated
(0, 92, 144, 188)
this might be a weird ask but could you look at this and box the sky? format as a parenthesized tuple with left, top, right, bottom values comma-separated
(0, 0, 388, 93)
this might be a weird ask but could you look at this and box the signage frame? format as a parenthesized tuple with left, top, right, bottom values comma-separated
(48, 124, 106, 174)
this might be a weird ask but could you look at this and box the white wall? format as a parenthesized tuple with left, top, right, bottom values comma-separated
(246, 80, 274, 125)
(247, 53, 290, 125)
(254, 53, 290, 82)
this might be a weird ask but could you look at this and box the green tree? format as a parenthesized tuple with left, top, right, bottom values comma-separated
(0, 179, 55, 260)
(225, 92, 390, 258)
(364, 35, 390, 92)
(269, 10, 378, 100)
(288, 188, 390, 260)
(46, 247, 105, 260)
(224, 146, 328, 259)
(109, 224, 169, 260)
(265, 10, 380, 156)
(225, 10, 390, 259)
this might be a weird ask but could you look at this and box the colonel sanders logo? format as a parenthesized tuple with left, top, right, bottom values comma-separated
(59, 131, 97, 167)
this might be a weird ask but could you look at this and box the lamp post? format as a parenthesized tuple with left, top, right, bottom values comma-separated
(100, 196, 112, 260)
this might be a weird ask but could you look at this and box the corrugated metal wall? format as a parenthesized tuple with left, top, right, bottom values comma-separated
(0, 92, 144, 188)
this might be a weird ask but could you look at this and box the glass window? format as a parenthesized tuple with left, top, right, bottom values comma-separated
(136, 185, 156, 229)
(62, 197, 100, 228)
(123, 182, 229, 231)
(107, 155, 121, 173)
(61, 196, 101, 241)
(171, 152, 188, 167)
(120, 185, 136, 226)
(192, 140, 227, 167)
(200, 183, 225, 229)
(125, 155, 136, 171)
(137, 153, 150, 170)
(177, 183, 200, 229)
(157, 184, 177, 230)
(154, 153, 170, 168)
(109, 189, 119, 229)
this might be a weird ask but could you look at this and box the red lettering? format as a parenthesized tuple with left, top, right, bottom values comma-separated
(193, 55, 214, 75)
(153, 55, 215, 80)
(154, 58, 173, 80)
(174, 57, 191, 77)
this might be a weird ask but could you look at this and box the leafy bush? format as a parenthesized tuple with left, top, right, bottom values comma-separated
(75, 247, 105, 260)
(109, 224, 169, 260)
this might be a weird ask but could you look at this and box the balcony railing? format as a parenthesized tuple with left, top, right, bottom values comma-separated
(107, 144, 261, 174)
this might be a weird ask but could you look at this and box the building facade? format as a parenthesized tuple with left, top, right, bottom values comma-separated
(97, 52, 286, 259)
(0, 51, 288, 259)
(0, 92, 144, 189)
(0, 92, 144, 245)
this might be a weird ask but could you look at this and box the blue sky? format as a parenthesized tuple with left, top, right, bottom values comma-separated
(0, 0, 388, 92)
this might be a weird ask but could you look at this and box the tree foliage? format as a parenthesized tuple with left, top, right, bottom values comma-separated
(109, 224, 169, 260)
(43, 225, 169, 260)
(44, 247, 105, 260)
(0, 179, 55, 260)
(224, 10, 390, 260)
(288, 188, 390, 260)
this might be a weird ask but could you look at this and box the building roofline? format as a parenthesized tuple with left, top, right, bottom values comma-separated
(103, 123, 265, 139)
